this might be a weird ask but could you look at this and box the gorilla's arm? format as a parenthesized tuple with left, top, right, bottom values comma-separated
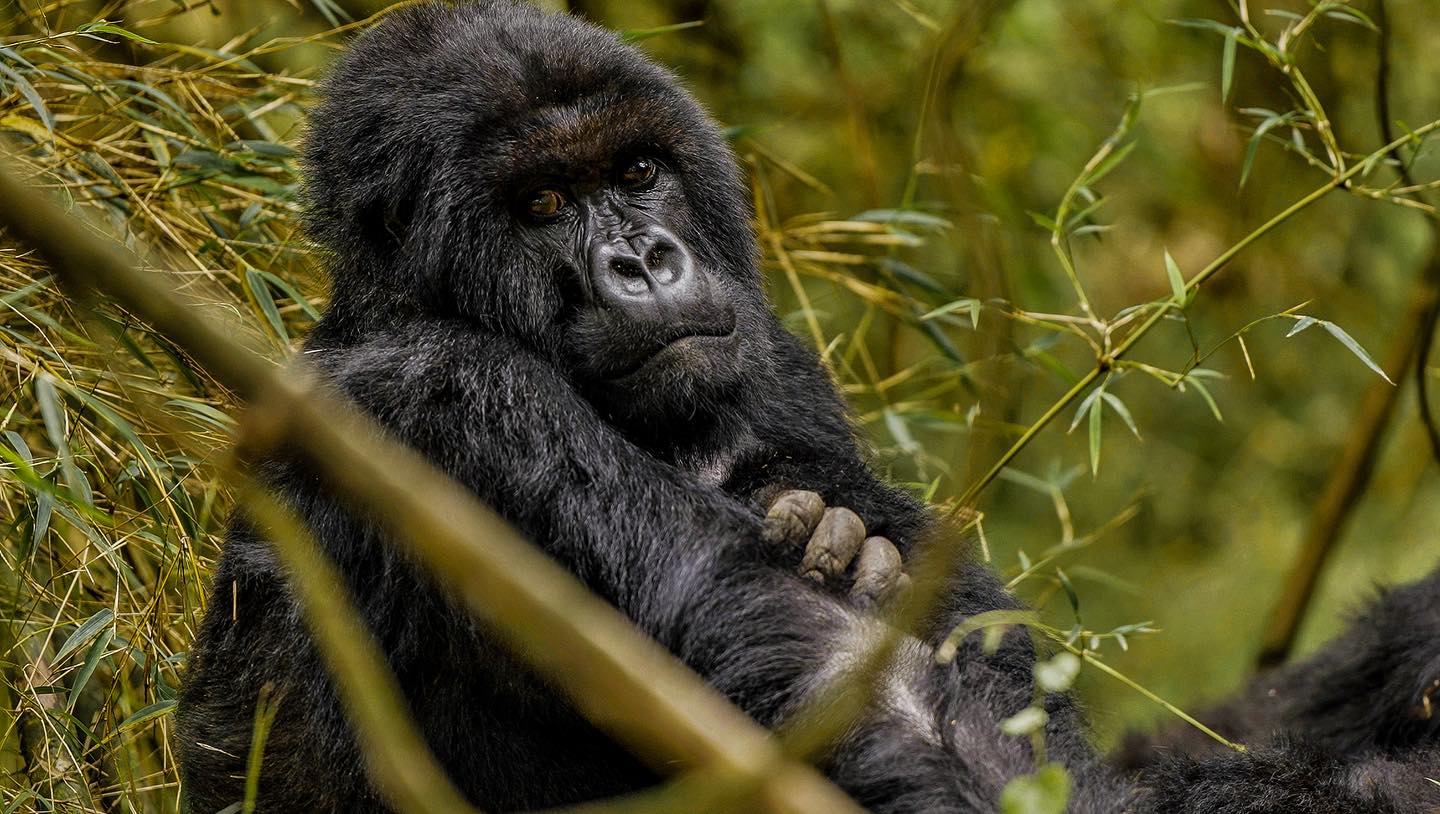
(311, 319, 1125, 810)
(722, 325, 934, 551)
(325, 321, 773, 632)
(1117, 566, 1440, 769)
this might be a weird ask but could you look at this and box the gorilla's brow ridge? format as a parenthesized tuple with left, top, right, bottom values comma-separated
(493, 93, 682, 187)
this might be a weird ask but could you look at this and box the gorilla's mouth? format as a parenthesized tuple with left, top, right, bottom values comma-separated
(607, 320, 738, 381)
(564, 301, 740, 384)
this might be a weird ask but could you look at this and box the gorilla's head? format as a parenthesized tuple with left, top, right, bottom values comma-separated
(304, 1, 773, 426)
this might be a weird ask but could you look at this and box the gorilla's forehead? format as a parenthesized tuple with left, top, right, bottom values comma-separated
(487, 89, 699, 184)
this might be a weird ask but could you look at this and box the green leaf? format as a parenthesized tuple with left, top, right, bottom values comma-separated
(1241, 112, 1292, 188)
(1057, 567, 1081, 619)
(35, 375, 93, 506)
(998, 467, 1056, 495)
(1286, 317, 1393, 383)
(1088, 387, 1103, 477)
(1084, 140, 1138, 187)
(1163, 249, 1187, 305)
(876, 258, 947, 295)
(165, 398, 236, 431)
(620, 20, 705, 43)
(1168, 18, 1242, 36)
(1221, 28, 1238, 103)
(118, 699, 177, 732)
(1000, 706, 1049, 737)
(0, 61, 53, 135)
(1184, 375, 1224, 423)
(1035, 652, 1082, 693)
(246, 267, 289, 342)
(936, 609, 1040, 664)
(68, 629, 115, 712)
(76, 21, 160, 44)
(305, 0, 353, 27)
(1001, 764, 1072, 814)
(854, 208, 953, 231)
(1027, 210, 1061, 232)
(1068, 386, 1104, 433)
(1318, 321, 1393, 383)
(920, 297, 982, 327)
(54, 379, 162, 474)
(1318, 4, 1378, 31)
(1286, 315, 1318, 337)
(1099, 392, 1141, 438)
(257, 270, 321, 321)
(54, 608, 114, 665)
(883, 408, 920, 454)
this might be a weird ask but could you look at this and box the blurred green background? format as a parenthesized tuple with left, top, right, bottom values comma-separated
(2, 0, 1438, 810)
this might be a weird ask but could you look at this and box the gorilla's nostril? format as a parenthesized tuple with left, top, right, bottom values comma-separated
(645, 245, 668, 269)
(609, 255, 644, 279)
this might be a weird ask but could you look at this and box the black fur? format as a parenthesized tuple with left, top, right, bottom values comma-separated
(177, 3, 1440, 812)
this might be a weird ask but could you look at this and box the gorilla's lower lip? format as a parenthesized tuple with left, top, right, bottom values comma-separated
(607, 327, 736, 381)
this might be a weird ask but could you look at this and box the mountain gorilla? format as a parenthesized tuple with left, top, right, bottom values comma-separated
(177, 2, 1440, 811)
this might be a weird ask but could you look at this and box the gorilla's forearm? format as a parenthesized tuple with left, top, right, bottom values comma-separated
(725, 327, 934, 551)
(307, 320, 1099, 807)
(1119, 566, 1440, 771)
(316, 321, 768, 629)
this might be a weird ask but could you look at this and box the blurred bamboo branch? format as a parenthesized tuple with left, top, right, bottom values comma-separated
(0, 160, 864, 814)
(240, 484, 480, 813)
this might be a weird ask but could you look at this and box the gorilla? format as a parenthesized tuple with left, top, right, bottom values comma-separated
(176, 2, 1440, 812)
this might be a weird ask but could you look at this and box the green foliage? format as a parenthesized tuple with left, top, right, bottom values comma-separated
(3, 0, 1440, 810)
(1000, 764, 1071, 814)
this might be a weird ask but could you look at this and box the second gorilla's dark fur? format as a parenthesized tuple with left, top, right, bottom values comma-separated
(177, 3, 1440, 811)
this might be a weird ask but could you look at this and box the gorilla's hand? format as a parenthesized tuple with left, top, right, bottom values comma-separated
(762, 490, 909, 611)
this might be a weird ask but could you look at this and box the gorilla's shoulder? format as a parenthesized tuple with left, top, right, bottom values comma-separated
(301, 322, 549, 418)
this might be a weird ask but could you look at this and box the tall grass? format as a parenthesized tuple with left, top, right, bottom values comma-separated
(1, 6, 321, 809)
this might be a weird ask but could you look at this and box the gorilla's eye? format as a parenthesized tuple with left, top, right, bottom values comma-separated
(527, 189, 567, 220)
(619, 157, 658, 189)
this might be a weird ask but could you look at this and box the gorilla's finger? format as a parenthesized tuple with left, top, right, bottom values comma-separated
(848, 536, 902, 610)
(800, 507, 866, 584)
(761, 489, 825, 547)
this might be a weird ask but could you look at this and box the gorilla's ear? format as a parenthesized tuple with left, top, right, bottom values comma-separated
(355, 193, 417, 257)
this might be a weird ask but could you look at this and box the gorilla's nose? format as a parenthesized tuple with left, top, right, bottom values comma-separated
(588, 227, 704, 321)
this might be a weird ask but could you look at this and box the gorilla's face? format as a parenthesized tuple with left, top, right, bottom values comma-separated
(506, 148, 749, 419)
(303, 3, 773, 428)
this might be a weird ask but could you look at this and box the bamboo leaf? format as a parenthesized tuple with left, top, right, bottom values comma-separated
(1099, 392, 1141, 438)
(1285, 315, 1318, 337)
(0, 61, 53, 135)
(76, 21, 159, 44)
(1088, 389, 1103, 477)
(620, 20, 705, 43)
(68, 630, 115, 712)
(118, 699, 177, 732)
(1318, 321, 1394, 384)
(1035, 652, 1082, 693)
(1241, 113, 1291, 188)
(1000, 706, 1049, 737)
(1163, 249, 1187, 304)
(54, 609, 115, 665)
(1221, 28, 1238, 103)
